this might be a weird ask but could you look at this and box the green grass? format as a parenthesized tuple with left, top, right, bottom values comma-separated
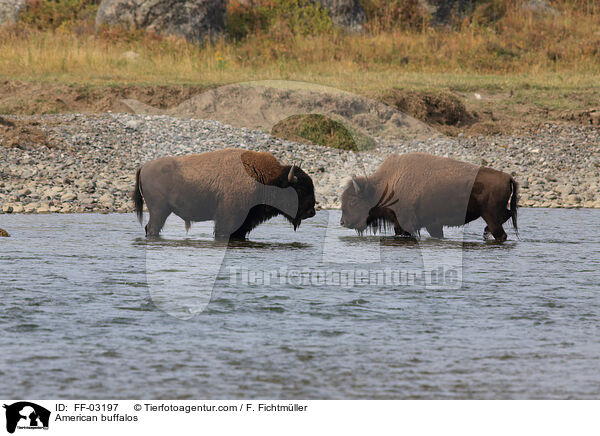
(271, 114, 376, 150)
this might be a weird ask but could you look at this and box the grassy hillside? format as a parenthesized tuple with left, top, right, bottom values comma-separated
(0, 0, 598, 131)
(2, 0, 599, 79)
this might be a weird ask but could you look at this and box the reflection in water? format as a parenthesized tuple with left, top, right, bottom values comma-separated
(135, 237, 311, 250)
(0, 209, 599, 399)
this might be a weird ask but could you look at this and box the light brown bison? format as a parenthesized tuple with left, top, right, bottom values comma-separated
(340, 152, 518, 241)
(133, 148, 316, 239)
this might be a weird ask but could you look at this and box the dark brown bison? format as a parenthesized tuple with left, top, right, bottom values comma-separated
(340, 152, 518, 241)
(133, 148, 316, 239)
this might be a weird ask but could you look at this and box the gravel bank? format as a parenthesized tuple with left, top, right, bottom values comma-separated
(1, 113, 599, 215)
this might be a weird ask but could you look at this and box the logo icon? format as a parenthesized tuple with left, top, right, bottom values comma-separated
(3, 402, 50, 434)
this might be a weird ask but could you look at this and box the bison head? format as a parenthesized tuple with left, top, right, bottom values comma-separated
(341, 176, 399, 235)
(280, 165, 316, 229)
(340, 176, 377, 233)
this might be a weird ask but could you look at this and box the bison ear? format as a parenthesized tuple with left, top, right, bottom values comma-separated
(288, 166, 298, 184)
(352, 177, 361, 195)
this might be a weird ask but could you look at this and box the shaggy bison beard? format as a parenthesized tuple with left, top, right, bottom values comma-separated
(231, 166, 316, 239)
(340, 177, 401, 236)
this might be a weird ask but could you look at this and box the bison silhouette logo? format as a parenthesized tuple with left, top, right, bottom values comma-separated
(3, 402, 50, 434)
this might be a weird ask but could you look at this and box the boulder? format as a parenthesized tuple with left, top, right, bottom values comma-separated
(96, 0, 226, 43)
(421, 0, 476, 25)
(0, 228, 9, 237)
(314, 0, 365, 32)
(232, 0, 365, 32)
(421, 0, 556, 25)
(521, 0, 559, 16)
(0, 0, 26, 26)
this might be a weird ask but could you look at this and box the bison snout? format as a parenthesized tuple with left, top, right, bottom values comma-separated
(298, 207, 315, 220)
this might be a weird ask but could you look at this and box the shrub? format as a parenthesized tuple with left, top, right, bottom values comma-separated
(226, 0, 333, 40)
(470, 0, 511, 27)
(19, 0, 100, 31)
(360, 0, 429, 32)
(271, 113, 375, 151)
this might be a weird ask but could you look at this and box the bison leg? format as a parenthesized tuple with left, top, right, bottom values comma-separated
(145, 207, 171, 237)
(229, 215, 256, 240)
(229, 206, 274, 240)
(214, 215, 239, 241)
(483, 210, 511, 241)
(500, 208, 512, 225)
(426, 225, 444, 239)
(492, 227, 507, 242)
(394, 222, 412, 237)
(482, 222, 507, 242)
(214, 224, 233, 241)
(214, 204, 254, 240)
(230, 227, 249, 240)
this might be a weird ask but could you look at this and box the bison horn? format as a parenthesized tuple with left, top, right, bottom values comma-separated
(288, 166, 298, 184)
(352, 177, 361, 194)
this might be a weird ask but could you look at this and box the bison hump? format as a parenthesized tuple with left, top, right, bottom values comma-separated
(240, 150, 284, 185)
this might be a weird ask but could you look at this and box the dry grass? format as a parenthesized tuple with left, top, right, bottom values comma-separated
(1, 30, 598, 89)
(1, 0, 599, 82)
(0, 0, 599, 125)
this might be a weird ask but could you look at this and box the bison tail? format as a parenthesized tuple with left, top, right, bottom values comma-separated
(509, 177, 519, 238)
(133, 167, 144, 226)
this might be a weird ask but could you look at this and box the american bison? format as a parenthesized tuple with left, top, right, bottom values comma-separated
(133, 148, 316, 239)
(340, 152, 518, 241)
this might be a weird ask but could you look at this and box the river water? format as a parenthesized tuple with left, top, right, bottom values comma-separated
(1, 209, 599, 399)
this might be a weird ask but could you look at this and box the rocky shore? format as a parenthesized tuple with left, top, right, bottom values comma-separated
(0, 113, 599, 215)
